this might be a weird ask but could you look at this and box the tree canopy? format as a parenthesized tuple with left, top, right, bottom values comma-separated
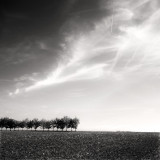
(0, 116, 80, 131)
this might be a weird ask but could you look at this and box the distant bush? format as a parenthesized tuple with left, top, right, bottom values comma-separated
(0, 116, 80, 131)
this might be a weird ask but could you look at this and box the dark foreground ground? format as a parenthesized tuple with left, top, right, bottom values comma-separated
(0, 131, 159, 160)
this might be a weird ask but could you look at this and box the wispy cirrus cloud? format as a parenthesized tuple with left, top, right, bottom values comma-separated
(9, 0, 160, 96)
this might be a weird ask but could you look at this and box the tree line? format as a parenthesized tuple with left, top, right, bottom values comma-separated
(0, 116, 80, 131)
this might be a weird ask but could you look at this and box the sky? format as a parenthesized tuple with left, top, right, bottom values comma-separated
(0, 0, 160, 131)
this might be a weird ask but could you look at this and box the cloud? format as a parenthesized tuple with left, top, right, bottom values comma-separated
(25, 63, 107, 92)
(10, 0, 160, 95)
(14, 72, 39, 82)
(8, 72, 40, 96)
(9, 88, 20, 96)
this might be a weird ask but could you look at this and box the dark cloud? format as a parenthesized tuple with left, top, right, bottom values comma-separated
(0, 0, 116, 96)
(61, 0, 110, 35)
(0, 39, 59, 80)
(0, 0, 109, 81)
(0, 0, 110, 53)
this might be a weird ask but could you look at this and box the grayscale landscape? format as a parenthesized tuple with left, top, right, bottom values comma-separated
(0, 0, 160, 159)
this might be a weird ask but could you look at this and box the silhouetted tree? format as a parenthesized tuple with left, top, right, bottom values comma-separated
(23, 118, 29, 129)
(7, 118, 15, 131)
(32, 118, 40, 131)
(55, 118, 60, 131)
(63, 116, 70, 131)
(72, 117, 80, 131)
(3, 117, 9, 130)
(18, 120, 26, 130)
(26, 120, 34, 130)
(0, 118, 5, 130)
(0, 116, 80, 132)
(50, 119, 56, 131)
(45, 120, 51, 131)
(58, 118, 66, 131)
(40, 119, 46, 131)
(69, 118, 74, 131)
(13, 120, 18, 131)
(26, 120, 33, 130)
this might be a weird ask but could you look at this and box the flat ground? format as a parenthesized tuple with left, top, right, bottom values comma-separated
(0, 131, 159, 159)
